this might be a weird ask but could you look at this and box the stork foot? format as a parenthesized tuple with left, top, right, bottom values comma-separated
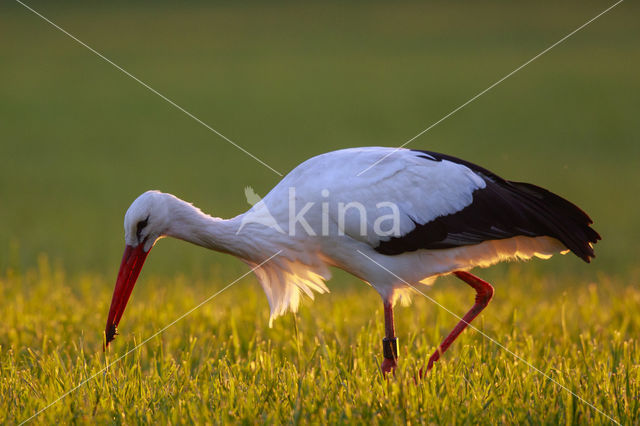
(381, 336, 399, 378)
(381, 357, 397, 377)
(416, 359, 435, 381)
(418, 271, 494, 377)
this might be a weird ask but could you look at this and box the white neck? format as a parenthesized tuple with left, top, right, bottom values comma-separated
(163, 196, 247, 257)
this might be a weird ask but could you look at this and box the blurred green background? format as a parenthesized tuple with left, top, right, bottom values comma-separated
(1, 0, 638, 278)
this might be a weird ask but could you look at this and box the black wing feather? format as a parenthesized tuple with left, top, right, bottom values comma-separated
(375, 150, 601, 262)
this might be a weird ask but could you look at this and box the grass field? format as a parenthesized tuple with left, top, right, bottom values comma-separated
(1, 1, 639, 424)
(2, 260, 639, 423)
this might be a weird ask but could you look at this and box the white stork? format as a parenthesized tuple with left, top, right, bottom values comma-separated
(104, 147, 599, 376)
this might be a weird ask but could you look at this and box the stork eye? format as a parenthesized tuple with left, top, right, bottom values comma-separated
(136, 216, 149, 241)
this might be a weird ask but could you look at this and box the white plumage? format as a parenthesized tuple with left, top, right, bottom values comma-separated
(105, 146, 599, 374)
(202, 147, 563, 320)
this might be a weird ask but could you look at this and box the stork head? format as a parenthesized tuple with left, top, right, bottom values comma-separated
(123, 191, 171, 251)
(104, 191, 169, 348)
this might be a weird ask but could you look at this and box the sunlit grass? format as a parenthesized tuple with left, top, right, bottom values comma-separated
(1, 257, 638, 423)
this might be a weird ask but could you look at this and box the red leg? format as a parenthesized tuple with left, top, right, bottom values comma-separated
(381, 301, 398, 376)
(420, 271, 494, 377)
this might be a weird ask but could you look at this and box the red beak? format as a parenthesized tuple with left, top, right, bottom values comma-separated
(104, 244, 150, 348)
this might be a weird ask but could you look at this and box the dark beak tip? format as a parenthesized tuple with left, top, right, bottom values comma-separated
(105, 324, 118, 346)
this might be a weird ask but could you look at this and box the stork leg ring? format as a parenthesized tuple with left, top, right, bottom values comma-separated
(381, 302, 398, 376)
(420, 271, 494, 378)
